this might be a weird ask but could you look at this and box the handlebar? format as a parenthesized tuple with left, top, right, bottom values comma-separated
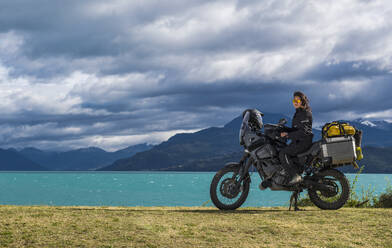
(264, 123, 290, 143)
(264, 123, 289, 130)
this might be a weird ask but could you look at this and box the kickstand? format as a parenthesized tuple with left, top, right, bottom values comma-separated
(289, 191, 303, 211)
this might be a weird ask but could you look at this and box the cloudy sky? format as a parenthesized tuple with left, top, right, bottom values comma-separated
(1, 0, 392, 151)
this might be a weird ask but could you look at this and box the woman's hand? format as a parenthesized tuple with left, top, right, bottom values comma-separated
(280, 132, 288, 138)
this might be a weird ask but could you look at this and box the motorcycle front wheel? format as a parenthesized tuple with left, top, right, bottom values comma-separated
(308, 168, 350, 210)
(210, 166, 250, 210)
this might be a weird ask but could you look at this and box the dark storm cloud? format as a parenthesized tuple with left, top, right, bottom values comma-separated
(1, 0, 392, 150)
(0, 0, 308, 79)
(331, 27, 392, 59)
(303, 61, 388, 82)
(74, 78, 299, 115)
(0, 1, 214, 58)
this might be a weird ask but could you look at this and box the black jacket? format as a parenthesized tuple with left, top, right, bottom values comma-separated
(287, 108, 313, 143)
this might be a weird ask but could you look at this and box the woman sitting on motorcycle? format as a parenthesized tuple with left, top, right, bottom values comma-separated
(280, 91, 313, 185)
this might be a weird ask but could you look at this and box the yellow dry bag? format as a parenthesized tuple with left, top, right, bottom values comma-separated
(322, 121, 356, 138)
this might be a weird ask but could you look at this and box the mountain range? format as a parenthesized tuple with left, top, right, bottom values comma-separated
(1, 113, 392, 173)
(0, 144, 153, 171)
(99, 113, 392, 173)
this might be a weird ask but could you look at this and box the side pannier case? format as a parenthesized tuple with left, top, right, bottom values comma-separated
(321, 121, 363, 166)
(321, 136, 357, 165)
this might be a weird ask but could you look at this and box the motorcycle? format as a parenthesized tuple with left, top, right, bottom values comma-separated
(210, 109, 356, 211)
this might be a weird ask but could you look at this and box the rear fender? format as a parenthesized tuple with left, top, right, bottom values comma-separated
(302, 178, 335, 193)
(304, 168, 345, 192)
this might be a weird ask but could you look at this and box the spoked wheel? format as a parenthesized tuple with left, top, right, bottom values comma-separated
(210, 166, 250, 210)
(308, 169, 350, 210)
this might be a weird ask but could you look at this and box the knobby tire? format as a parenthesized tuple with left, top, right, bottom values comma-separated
(210, 166, 250, 210)
(308, 168, 350, 210)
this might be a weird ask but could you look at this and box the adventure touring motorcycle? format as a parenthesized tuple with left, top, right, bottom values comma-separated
(210, 109, 364, 211)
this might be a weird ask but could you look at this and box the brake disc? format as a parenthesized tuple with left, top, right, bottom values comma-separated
(220, 178, 240, 199)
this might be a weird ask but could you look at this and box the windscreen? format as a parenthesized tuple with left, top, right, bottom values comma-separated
(239, 111, 250, 144)
(254, 111, 263, 129)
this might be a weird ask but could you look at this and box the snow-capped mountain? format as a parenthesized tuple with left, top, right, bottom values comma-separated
(360, 120, 377, 127)
(342, 119, 392, 146)
(355, 119, 392, 129)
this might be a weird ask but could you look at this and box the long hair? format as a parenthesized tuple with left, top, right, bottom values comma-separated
(294, 91, 311, 112)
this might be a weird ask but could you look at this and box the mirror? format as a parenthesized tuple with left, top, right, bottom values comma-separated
(278, 118, 287, 125)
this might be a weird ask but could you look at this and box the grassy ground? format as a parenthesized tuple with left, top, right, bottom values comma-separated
(0, 206, 391, 248)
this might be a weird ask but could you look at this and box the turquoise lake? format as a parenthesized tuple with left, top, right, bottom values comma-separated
(0, 172, 391, 207)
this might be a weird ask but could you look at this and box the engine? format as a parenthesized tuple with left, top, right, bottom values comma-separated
(253, 144, 287, 185)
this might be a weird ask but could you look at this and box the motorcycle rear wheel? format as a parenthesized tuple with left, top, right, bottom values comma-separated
(308, 168, 350, 210)
(210, 166, 250, 210)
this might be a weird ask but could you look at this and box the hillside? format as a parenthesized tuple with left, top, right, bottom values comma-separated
(100, 113, 300, 171)
(340, 146, 392, 173)
(0, 149, 47, 171)
(18, 144, 153, 171)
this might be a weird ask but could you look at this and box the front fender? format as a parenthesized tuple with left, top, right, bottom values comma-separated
(224, 162, 251, 183)
(224, 162, 241, 169)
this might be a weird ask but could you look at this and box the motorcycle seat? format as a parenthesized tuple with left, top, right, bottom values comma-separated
(297, 141, 321, 157)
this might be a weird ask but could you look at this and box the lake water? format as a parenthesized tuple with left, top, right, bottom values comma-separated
(0, 172, 391, 207)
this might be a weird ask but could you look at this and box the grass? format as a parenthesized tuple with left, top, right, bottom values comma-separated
(0, 205, 392, 248)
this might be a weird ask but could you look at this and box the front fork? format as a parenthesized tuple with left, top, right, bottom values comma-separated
(236, 152, 252, 189)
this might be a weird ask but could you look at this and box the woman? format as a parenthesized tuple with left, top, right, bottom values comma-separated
(279, 91, 313, 185)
